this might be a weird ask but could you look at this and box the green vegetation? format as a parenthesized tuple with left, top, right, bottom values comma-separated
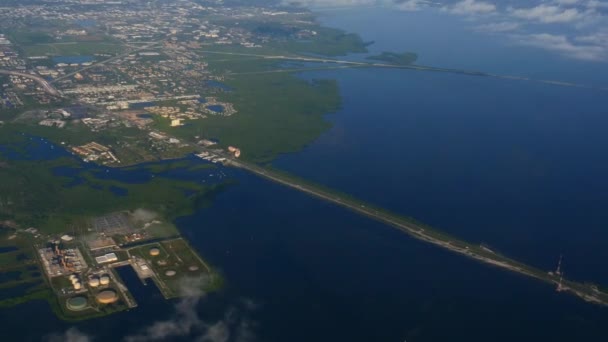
(0, 287, 116, 322)
(367, 51, 418, 65)
(1, 121, 192, 166)
(0, 127, 230, 233)
(0, 232, 46, 308)
(3, 28, 124, 56)
(130, 159, 195, 173)
(268, 27, 370, 56)
(155, 68, 340, 163)
(210, 16, 369, 57)
(7, 31, 54, 45)
(0, 97, 69, 122)
(0, 288, 51, 308)
(0, 131, 226, 317)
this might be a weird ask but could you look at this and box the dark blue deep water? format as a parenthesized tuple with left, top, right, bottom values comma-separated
(4, 170, 608, 341)
(207, 104, 224, 113)
(52, 56, 95, 65)
(2, 7, 608, 342)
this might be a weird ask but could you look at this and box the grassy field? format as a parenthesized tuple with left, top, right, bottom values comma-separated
(4, 27, 125, 57)
(7, 31, 55, 45)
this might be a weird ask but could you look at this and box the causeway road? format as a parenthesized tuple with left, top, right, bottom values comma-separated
(200, 49, 605, 91)
(215, 155, 608, 307)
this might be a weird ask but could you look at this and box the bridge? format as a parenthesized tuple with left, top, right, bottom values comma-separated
(198, 146, 608, 307)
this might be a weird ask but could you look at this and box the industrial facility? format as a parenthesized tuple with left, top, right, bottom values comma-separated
(66, 296, 88, 311)
(38, 242, 88, 277)
(96, 289, 119, 304)
(32, 210, 214, 319)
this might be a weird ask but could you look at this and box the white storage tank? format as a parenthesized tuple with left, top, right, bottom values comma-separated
(100, 275, 110, 285)
(89, 277, 100, 287)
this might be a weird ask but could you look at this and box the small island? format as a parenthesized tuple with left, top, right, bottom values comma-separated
(367, 51, 418, 65)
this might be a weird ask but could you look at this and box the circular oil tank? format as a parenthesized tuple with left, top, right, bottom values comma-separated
(99, 275, 110, 285)
(149, 248, 160, 256)
(73, 282, 82, 290)
(188, 266, 199, 272)
(96, 289, 118, 304)
(165, 270, 176, 277)
(66, 296, 87, 311)
(69, 275, 77, 281)
(89, 277, 100, 287)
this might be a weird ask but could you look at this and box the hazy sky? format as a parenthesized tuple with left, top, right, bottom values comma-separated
(289, 0, 608, 61)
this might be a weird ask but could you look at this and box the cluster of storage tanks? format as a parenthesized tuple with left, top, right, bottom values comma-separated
(68, 274, 82, 290)
(66, 273, 118, 307)
(228, 146, 241, 158)
(88, 274, 111, 288)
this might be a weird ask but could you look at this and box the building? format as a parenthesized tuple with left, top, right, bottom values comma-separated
(95, 253, 118, 264)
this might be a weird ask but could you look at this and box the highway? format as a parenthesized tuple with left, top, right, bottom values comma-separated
(196, 147, 608, 307)
(0, 69, 62, 96)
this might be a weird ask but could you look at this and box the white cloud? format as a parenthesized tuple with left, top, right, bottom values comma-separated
(510, 4, 587, 23)
(49, 278, 258, 342)
(46, 328, 92, 342)
(554, 0, 581, 5)
(278, 1, 608, 62)
(586, 0, 608, 9)
(125, 277, 256, 342)
(395, 0, 428, 11)
(514, 32, 607, 60)
(446, 0, 497, 15)
(576, 30, 608, 44)
(475, 21, 521, 32)
(285, 0, 383, 7)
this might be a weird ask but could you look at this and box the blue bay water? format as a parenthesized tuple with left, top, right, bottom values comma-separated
(276, 67, 608, 285)
(5, 169, 608, 341)
(312, 7, 608, 88)
(275, 7, 608, 285)
(3, 126, 608, 341)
